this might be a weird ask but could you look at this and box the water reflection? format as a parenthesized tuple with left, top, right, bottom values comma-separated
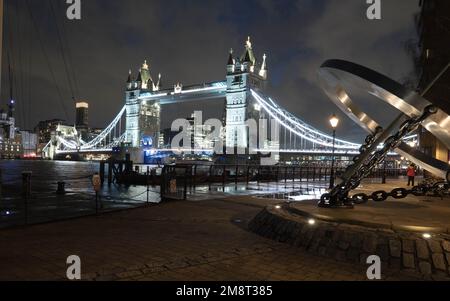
(259, 187, 327, 201)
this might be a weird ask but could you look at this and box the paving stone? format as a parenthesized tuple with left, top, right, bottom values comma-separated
(376, 244, 390, 261)
(416, 239, 430, 260)
(115, 270, 142, 279)
(402, 239, 415, 253)
(389, 240, 401, 258)
(307, 239, 321, 253)
(338, 241, 350, 250)
(318, 246, 327, 257)
(418, 261, 432, 276)
(331, 229, 341, 243)
(82, 273, 98, 280)
(341, 232, 353, 243)
(319, 237, 332, 249)
(363, 234, 378, 253)
(359, 253, 371, 265)
(95, 274, 119, 281)
(389, 258, 401, 269)
(346, 248, 360, 263)
(350, 234, 363, 248)
(442, 241, 450, 253)
(324, 229, 335, 239)
(432, 254, 446, 271)
(402, 253, 415, 269)
(335, 250, 347, 262)
(428, 240, 443, 253)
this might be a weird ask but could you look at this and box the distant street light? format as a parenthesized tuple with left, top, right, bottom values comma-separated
(329, 114, 339, 129)
(329, 114, 339, 189)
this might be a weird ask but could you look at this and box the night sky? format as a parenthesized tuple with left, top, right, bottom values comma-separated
(2, 0, 420, 143)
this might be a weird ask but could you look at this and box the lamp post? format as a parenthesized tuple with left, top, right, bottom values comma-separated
(329, 114, 339, 189)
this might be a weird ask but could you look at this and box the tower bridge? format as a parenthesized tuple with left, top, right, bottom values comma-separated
(44, 37, 422, 169)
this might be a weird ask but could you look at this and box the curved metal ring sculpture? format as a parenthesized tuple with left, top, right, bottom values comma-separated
(317, 59, 450, 179)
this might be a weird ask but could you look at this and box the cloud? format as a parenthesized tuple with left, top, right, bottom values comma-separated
(2, 0, 420, 144)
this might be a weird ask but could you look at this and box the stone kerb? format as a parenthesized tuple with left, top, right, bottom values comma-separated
(248, 205, 450, 280)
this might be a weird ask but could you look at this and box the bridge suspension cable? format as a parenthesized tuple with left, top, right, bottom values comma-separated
(80, 106, 126, 150)
(250, 89, 360, 150)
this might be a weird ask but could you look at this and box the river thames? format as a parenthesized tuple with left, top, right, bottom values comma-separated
(0, 160, 160, 228)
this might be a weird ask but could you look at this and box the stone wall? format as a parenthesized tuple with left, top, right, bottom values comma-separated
(248, 206, 450, 280)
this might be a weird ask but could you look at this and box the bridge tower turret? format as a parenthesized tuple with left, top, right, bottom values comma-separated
(225, 37, 268, 151)
(125, 69, 141, 147)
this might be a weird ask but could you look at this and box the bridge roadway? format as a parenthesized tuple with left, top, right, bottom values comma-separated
(139, 81, 227, 105)
(54, 148, 399, 157)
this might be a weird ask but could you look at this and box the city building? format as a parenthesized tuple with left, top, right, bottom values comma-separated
(0, 100, 19, 159)
(75, 101, 89, 140)
(19, 130, 38, 158)
(0, 136, 21, 159)
(34, 119, 65, 158)
(0, 101, 16, 140)
(186, 112, 214, 151)
(160, 128, 178, 148)
(416, 0, 450, 164)
(35, 119, 65, 144)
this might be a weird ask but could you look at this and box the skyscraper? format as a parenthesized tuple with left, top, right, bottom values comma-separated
(75, 101, 89, 140)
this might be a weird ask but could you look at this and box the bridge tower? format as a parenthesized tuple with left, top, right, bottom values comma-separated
(125, 60, 162, 148)
(125, 69, 141, 147)
(225, 37, 268, 151)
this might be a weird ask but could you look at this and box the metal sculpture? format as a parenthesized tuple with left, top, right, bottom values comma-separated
(317, 59, 450, 208)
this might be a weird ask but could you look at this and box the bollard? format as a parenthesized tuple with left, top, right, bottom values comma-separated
(258, 166, 262, 187)
(56, 181, 66, 195)
(95, 192, 99, 214)
(246, 165, 250, 188)
(292, 167, 296, 188)
(22, 171, 32, 224)
(209, 165, 214, 191)
(146, 166, 150, 204)
(284, 166, 288, 187)
(193, 165, 197, 191)
(276, 166, 280, 183)
(92, 173, 101, 214)
(184, 168, 188, 200)
(382, 161, 387, 184)
(222, 165, 226, 191)
(235, 164, 239, 190)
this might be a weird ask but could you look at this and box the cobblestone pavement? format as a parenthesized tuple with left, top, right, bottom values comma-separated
(0, 195, 415, 281)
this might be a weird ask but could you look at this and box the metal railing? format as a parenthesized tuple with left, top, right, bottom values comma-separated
(0, 170, 159, 229)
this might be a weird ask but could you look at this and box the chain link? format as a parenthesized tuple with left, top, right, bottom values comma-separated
(350, 181, 450, 204)
(320, 105, 442, 206)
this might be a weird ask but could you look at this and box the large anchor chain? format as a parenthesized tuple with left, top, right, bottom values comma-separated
(319, 105, 441, 208)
